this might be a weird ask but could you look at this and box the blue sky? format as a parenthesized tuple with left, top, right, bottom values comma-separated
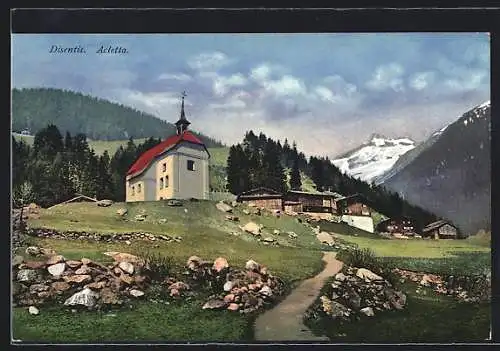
(11, 33, 490, 157)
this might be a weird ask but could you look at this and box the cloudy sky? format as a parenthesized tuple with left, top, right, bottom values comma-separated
(12, 33, 490, 158)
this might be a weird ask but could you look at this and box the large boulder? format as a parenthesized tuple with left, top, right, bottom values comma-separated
(356, 268, 383, 281)
(64, 288, 99, 308)
(97, 199, 113, 207)
(241, 222, 261, 236)
(216, 202, 233, 213)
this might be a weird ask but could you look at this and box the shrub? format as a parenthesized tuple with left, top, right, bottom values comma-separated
(337, 247, 397, 285)
(139, 251, 174, 282)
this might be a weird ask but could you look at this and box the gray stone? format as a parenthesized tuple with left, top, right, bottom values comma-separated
(116, 208, 128, 216)
(223, 281, 234, 292)
(129, 289, 145, 298)
(356, 268, 383, 281)
(12, 255, 24, 266)
(25, 246, 42, 257)
(360, 306, 374, 317)
(202, 299, 228, 310)
(97, 199, 113, 207)
(28, 306, 40, 315)
(258, 285, 273, 297)
(64, 288, 99, 308)
(47, 263, 66, 276)
(216, 201, 233, 213)
(241, 222, 261, 235)
(167, 199, 182, 207)
(335, 272, 347, 282)
(17, 269, 38, 283)
(245, 259, 260, 272)
(118, 261, 134, 275)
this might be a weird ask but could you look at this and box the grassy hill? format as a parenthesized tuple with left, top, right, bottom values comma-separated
(12, 200, 490, 342)
(12, 88, 223, 147)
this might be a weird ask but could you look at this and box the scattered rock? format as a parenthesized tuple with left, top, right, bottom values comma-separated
(224, 281, 234, 292)
(66, 260, 82, 268)
(75, 265, 92, 275)
(64, 288, 99, 308)
(213, 257, 229, 272)
(28, 306, 40, 315)
(216, 202, 233, 213)
(63, 275, 92, 284)
(202, 299, 228, 310)
(360, 306, 374, 317)
(24, 261, 46, 270)
(81, 258, 92, 265)
(241, 222, 261, 236)
(135, 214, 146, 221)
(12, 255, 24, 266)
(225, 215, 239, 221)
(52, 281, 71, 292)
(227, 303, 239, 311)
(25, 246, 42, 257)
(97, 199, 113, 207)
(245, 259, 260, 272)
(273, 229, 280, 235)
(129, 289, 145, 298)
(158, 218, 167, 224)
(17, 269, 39, 283)
(47, 263, 66, 277)
(116, 208, 128, 216)
(118, 262, 135, 275)
(356, 268, 383, 281)
(167, 199, 182, 207)
(335, 272, 347, 282)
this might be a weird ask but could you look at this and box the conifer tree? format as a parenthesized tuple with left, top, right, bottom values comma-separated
(289, 144, 302, 191)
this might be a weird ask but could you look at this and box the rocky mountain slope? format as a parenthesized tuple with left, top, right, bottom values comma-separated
(381, 101, 491, 235)
(332, 134, 416, 183)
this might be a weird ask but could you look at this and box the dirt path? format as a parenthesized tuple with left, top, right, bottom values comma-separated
(254, 251, 344, 341)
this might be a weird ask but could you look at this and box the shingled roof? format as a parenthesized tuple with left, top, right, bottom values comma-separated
(126, 131, 208, 178)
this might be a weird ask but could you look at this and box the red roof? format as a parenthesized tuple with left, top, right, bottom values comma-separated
(127, 131, 207, 177)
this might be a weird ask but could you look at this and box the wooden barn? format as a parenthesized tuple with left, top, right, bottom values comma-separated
(236, 187, 283, 210)
(335, 194, 373, 217)
(376, 217, 416, 236)
(422, 220, 460, 239)
(284, 190, 341, 213)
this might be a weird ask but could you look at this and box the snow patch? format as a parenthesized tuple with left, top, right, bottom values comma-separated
(332, 136, 416, 183)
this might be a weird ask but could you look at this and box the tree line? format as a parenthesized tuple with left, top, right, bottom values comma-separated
(12, 87, 224, 147)
(226, 130, 438, 230)
(12, 124, 163, 208)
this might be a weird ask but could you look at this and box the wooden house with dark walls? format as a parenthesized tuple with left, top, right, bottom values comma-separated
(376, 217, 417, 236)
(422, 220, 460, 239)
(235, 187, 284, 211)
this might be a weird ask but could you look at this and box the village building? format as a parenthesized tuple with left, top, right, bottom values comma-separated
(422, 220, 460, 239)
(335, 194, 375, 233)
(376, 217, 416, 236)
(125, 92, 210, 202)
(283, 190, 343, 214)
(235, 187, 284, 210)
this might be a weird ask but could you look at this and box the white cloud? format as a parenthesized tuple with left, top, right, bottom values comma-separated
(157, 73, 192, 81)
(187, 51, 231, 71)
(261, 75, 307, 97)
(444, 69, 487, 92)
(314, 85, 335, 102)
(409, 71, 435, 91)
(200, 72, 247, 97)
(250, 64, 271, 81)
(366, 63, 405, 92)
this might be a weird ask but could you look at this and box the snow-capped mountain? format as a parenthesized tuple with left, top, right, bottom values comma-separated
(332, 134, 416, 183)
(381, 100, 491, 235)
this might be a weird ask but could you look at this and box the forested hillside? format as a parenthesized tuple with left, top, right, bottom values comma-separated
(12, 88, 223, 147)
(227, 130, 439, 231)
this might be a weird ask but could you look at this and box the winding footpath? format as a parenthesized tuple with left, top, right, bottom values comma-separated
(254, 251, 344, 341)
